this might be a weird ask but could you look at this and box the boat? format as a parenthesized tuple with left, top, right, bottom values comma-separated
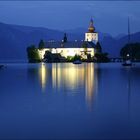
(122, 17, 133, 67)
(73, 60, 82, 64)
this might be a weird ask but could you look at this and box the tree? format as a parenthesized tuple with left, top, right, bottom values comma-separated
(44, 51, 63, 62)
(94, 52, 109, 63)
(44, 51, 53, 62)
(72, 54, 81, 61)
(87, 54, 91, 61)
(95, 42, 102, 53)
(93, 42, 109, 62)
(120, 43, 140, 60)
(27, 45, 41, 63)
(38, 39, 45, 50)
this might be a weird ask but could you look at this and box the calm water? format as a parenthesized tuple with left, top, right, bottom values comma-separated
(0, 63, 140, 139)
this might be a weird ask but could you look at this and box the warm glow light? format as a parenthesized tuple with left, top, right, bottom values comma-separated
(39, 48, 94, 59)
(67, 49, 76, 56)
(52, 63, 85, 90)
(85, 63, 95, 110)
(38, 49, 49, 59)
(52, 48, 57, 54)
(85, 32, 98, 43)
(52, 63, 61, 88)
(51, 63, 96, 110)
(39, 63, 47, 90)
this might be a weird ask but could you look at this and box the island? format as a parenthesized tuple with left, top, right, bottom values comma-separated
(27, 18, 109, 63)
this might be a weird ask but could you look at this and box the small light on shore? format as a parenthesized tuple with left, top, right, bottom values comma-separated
(127, 54, 130, 57)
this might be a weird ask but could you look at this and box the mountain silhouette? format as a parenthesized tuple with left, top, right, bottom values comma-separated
(0, 22, 139, 61)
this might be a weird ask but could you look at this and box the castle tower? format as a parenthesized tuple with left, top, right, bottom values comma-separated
(85, 18, 98, 44)
(63, 33, 67, 43)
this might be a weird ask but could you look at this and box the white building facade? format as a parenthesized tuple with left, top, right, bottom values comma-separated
(38, 42, 95, 59)
(85, 18, 98, 44)
(38, 18, 98, 59)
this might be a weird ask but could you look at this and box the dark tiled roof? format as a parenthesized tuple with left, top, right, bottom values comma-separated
(87, 41, 96, 47)
(45, 41, 96, 48)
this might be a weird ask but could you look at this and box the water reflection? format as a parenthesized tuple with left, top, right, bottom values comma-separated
(2, 63, 140, 139)
(52, 63, 61, 89)
(38, 63, 47, 90)
(28, 63, 98, 109)
(85, 63, 95, 109)
(52, 63, 85, 90)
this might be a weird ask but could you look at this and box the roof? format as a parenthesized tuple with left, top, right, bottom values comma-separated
(45, 41, 96, 48)
(88, 18, 95, 33)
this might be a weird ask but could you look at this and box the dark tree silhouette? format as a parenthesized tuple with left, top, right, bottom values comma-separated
(27, 45, 41, 63)
(94, 52, 109, 62)
(72, 54, 81, 61)
(95, 42, 102, 53)
(120, 43, 140, 60)
(38, 39, 45, 50)
(44, 51, 52, 62)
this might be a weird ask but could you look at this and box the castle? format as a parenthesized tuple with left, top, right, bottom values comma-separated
(85, 18, 98, 43)
(39, 18, 98, 59)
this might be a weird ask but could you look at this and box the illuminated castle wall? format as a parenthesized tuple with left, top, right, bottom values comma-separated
(39, 18, 98, 59)
(38, 41, 95, 59)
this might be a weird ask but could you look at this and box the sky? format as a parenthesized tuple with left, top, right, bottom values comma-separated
(0, 1, 140, 36)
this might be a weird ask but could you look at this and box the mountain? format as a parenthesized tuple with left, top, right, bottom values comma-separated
(101, 32, 140, 57)
(67, 28, 140, 57)
(0, 22, 140, 60)
(64, 27, 87, 34)
(115, 33, 127, 40)
(0, 22, 65, 61)
(0, 23, 109, 60)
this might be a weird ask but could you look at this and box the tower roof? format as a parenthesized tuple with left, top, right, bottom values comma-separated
(88, 18, 95, 33)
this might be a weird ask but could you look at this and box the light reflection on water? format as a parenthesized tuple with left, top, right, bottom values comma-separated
(51, 63, 85, 90)
(38, 63, 97, 109)
(1, 63, 140, 139)
(39, 63, 47, 91)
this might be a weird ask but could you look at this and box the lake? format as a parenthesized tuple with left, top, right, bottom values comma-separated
(0, 63, 140, 139)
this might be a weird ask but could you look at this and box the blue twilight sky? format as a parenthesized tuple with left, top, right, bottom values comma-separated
(0, 1, 140, 36)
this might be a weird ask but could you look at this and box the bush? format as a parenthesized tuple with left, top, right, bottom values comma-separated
(72, 55, 81, 61)
(94, 52, 110, 62)
(27, 45, 41, 63)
